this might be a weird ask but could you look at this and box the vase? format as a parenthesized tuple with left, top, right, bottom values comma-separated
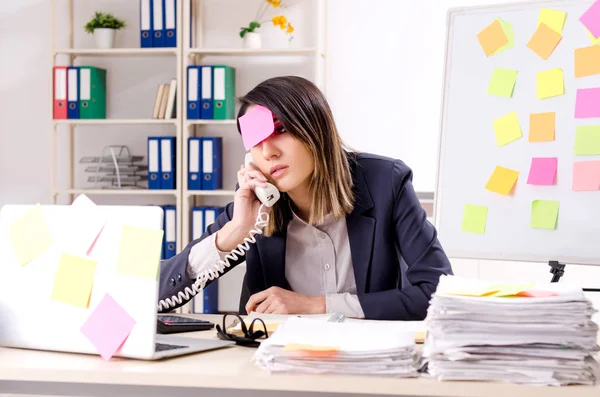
(243, 32, 262, 49)
(94, 28, 116, 49)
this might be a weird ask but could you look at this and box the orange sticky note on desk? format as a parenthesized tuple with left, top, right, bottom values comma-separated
(526, 23, 562, 60)
(284, 344, 340, 357)
(493, 111, 522, 146)
(575, 45, 600, 78)
(573, 160, 600, 191)
(51, 253, 97, 308)
(487, 283, 535, 297)
(485, 166, 519, 195)
(477, 19, 509, 56)
(529, 112, 555, 142)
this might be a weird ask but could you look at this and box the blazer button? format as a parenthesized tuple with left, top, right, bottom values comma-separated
(177, 273, 182, 282)
(169, 277, 176, 286)
(324, 263, 331, 270)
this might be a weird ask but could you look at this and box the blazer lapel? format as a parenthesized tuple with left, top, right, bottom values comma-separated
(257, 229, 289, 289)
(346, 159, 376, 294)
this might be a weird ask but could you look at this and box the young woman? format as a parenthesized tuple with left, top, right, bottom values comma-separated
(158, 76, 452, 320)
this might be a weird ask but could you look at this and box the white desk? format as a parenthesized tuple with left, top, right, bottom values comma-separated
(0, 314, 598, 397)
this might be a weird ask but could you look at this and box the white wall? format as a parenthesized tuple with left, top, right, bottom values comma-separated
(1, 0, 599, 313)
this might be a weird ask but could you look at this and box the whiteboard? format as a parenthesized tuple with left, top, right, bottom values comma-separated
(435, 0, 600, 266)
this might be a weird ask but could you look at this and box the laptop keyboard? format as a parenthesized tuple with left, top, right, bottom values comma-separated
(155, 342, 189, 352)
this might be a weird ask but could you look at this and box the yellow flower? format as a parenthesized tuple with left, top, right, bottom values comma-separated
(286, 23, 294, 34)
(267, 0, 281, 7)
(272, 15, 287, 30)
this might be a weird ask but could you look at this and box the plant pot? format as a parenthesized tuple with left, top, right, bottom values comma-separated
(243, 32, 262, 49)
(94, 28, 116, 49)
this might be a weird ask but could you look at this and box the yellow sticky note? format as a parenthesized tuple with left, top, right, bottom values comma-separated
(8, 204, 52, 266)
(51, 253, 97, 308)
(574, 45, 600, 78)
(531, 200, 559, 229)
(493, 19, 515, 55)
(536, 68, 564, 99)
(537, 8, 567, 34)
(526, 23, 562, 60)
(485, 166, 519, 195)
(477, 19, 509, 57)
(116, 225, 164, 280)
(448, 286, 501, 297)
(487, 68, 518, 97)
(586, 28, 600, 45)
(529, 112, 555, 142)
(493, 111, 522, 146)
(462, 204, 488, 234)
(488, 282, 535, 297)
(574, 125, 600, 155)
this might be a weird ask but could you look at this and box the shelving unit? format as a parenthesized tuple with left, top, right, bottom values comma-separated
(49, 0, 184, 253)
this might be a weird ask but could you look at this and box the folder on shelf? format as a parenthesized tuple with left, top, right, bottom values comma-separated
(188, 137, 202, 190)
(200, 66, 213, 119)
(212, 65, 236, 120)
(164, 78, 177, 120)
(152, 84, 166, 119)
(152, 0, 165, 47)
(79, 66, 107, 119)
(67, 66, 80, 119)
(53, 66, 68, 119)
(187, 66, 200, 119)
(191, 206, 222, 314)
(163, 205, 177, 259)
(201, 137, 223, 190)
(148, 137, 161, 189)
(164, 0, 176, 47)
(160, 136, 176, 189)
(140, 0, 153, 47)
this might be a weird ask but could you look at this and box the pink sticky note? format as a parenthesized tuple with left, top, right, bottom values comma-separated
(527, 157, 557, 185)
(517, 290, 559, 298)
(573, 160, 600, 191)
(238, 105, 275, 150)
(580, 0, 600, 39)
(575, 88, 600, 118)
(80, 294, 136, 360)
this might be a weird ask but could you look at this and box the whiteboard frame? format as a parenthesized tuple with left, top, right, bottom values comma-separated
(433, 0, 599, 266)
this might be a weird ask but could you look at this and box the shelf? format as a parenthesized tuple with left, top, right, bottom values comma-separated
(186, 119, 237, 126)
(53, 119, 177, 126)
(186, 48, 318, 56)
(185, 190, 235, 197)
(54, 189, 178, 196)
(54, 48, 177, 57)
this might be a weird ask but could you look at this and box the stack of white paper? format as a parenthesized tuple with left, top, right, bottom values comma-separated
(252, 317, 419, 376)
(423, 275, 600, 386)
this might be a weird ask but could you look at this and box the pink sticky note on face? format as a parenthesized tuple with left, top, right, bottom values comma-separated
(80, 294, 136, 360)
(575, 88, 600, 119)
(527, 157, 557, 185)
(580, 0, 600, 39)
(238, 105, 275, 150)
(573, 160, 600, 191)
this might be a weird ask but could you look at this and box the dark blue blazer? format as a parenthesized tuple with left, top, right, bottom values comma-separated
(158, 152, 453, 320)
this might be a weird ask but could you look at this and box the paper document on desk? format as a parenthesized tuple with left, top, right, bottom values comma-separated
(423, 275, 600, 386)
(252, 317, 419, 376)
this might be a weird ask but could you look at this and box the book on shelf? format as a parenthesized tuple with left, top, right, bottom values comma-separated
(152, 79, 177, 119)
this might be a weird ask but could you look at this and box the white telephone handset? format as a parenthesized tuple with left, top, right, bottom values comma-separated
(245, 152, 280, 207)
(156, 154, 279, 312)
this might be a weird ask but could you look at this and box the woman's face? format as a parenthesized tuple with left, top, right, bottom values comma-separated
(247, 105, 314, 193)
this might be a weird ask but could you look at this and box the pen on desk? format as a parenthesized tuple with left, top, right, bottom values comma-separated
(327, 312, 345, 322)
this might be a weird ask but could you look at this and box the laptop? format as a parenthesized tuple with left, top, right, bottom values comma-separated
(0, 199, 233, 360)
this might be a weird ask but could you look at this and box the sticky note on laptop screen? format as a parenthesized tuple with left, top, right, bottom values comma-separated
(526, 23, 562, 60)
(487, 68, 517, 97)
(574, 126, 600, 155)
(574, 45, 600, 77)
(461, 204, 488, 234)
(536, 68, 564, 99)
(579, 0, 600, 40)
(51, 253, 97, 308)
(573, 161, 600, 191)
(8, 204, 53, 266)
(527, 157, 557, 185)
(485, 166, 519, 195)
(538, 8, 566, 34)
(531, 200, 559, 229)
(116, 225, 164, 280)
(492, 111, 522, 146)
(529, 112, 555, 142)
(476, 19, 509, 56)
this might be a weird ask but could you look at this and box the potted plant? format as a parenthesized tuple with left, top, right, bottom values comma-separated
(239, 0, 294, 49)
(84, 11, 127, 49)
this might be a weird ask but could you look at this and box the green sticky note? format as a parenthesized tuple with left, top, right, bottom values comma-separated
(488, 68, 518, 97)
(492, 111, 522, 146)
(462, 204, 488, 234)
(574, 125, 600, 155)
(536, 68, 564, 99)
(8, 204, 53, 266)
(493, 19, 515, 55)
(116, 225, 164, 280)
(531, 200, 559, 229)
(51, 253, 97, 308)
